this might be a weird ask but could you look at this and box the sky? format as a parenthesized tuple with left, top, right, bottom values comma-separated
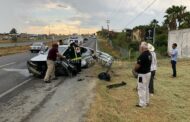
(0, 0, 190, 34)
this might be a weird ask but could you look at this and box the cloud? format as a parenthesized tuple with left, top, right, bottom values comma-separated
(24, 22, 98, 34)
(44, 2, 69, 9)
(1, 0, 190, 33)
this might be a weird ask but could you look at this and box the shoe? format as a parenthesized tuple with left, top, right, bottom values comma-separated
(51, 77, 58, 80)
(136, 105, 146, 108)
(44, 80, 51, 83)
(150, 94, 154, 96)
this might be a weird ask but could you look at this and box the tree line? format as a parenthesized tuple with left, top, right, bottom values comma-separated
(97, 5, 190, 58)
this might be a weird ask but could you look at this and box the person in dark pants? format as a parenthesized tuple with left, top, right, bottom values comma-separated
(169, 43, 178, 77)
(74, 45, 82, 72)
(148, 43, 157, 96)
(64, 42, 82, 74)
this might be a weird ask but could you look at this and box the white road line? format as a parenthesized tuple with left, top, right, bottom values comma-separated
(0, 78, 32, 98)
(0, 62, 16, 68)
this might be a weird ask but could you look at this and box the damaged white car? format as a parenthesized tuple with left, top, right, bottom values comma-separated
(27, 45, 113, 77)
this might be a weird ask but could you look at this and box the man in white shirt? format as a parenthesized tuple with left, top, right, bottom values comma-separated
(169, 43, 178, 77)
(148, 43, 157, 96)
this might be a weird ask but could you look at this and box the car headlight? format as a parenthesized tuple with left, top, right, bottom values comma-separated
(81, 60, 87, 66)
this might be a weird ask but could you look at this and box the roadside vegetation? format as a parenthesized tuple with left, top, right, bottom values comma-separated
(86, 37, 190, 122)
(97, 5, 190, 59)
(0, 41, 56, 57)
(0, 46, 30, 56)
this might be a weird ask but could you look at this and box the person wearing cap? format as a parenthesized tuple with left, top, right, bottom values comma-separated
(148, 43, 157, 96)
(64, 42, 82, 74)
(134, 41, 152, 108)
(168, 43, 178, 77)
(44, 43, 64, 83)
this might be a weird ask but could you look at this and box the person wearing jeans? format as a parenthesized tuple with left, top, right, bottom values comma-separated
(169, 43, 178, 77)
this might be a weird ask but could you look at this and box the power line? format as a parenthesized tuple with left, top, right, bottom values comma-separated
(109, 0, 125, 19)
(108, 0, 124, 19)
(124, 0, 158, 28)
(111, 0, 152, 30)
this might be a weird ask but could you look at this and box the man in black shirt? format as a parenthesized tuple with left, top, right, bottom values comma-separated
(64, 42, 84, 74)
(134, 42, 152, 108)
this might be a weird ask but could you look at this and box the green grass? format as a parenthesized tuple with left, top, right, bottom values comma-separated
(86, 60, 190, 122)
(86, 38, 190, 122)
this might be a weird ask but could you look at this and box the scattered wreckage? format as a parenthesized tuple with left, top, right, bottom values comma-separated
(27, 45, 113, 78)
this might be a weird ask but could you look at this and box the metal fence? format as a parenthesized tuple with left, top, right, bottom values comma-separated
(108, 39, 128, 58)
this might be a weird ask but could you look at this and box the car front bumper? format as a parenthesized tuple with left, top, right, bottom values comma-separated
(27, 61, 42, 76)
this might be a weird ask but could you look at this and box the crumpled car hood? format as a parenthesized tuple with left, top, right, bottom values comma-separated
(31, 54, 47, 61)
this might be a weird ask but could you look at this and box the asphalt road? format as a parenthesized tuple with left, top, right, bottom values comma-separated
(0, 52, 37, 98)
(0, 38, 96, 99)
(0, 37, 98, 122)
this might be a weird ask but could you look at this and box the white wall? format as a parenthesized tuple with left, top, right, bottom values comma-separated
(168, 28, 190, 58)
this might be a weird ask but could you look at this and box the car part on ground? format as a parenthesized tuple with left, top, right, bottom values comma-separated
(106, 81, 127, 89)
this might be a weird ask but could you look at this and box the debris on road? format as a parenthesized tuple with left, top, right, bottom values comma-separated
(98, 72, 111, 81)
(77, 78, 85, 82)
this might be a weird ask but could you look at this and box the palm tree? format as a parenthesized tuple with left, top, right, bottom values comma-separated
(181, 12, 190, 28)
(177, 5, 187, 28)
(150, 19, 159, 27)
(164, 5, 187, 30)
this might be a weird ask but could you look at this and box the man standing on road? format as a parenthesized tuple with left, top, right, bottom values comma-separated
(148, 43, 157, 96)
(169, 43, 178, 77)
(44, 43, 64, 83)
(134, 42, 152, 108)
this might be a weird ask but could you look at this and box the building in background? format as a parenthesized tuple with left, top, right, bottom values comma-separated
(168, 28, 190, 58)
(132, 29, 145, 42)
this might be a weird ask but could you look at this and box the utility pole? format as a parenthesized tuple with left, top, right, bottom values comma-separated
(48, 25, 51, 36)
(78, 26, 80, 35)
(106, 20, 110, 31)
(153, 24, 156, 44)
(153, 20, 158, 44)
(106, 20, 110, 39)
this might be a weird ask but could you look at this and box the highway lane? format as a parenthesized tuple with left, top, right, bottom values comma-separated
(0, 38, 96, 99)
(0, 52, 37, 97)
